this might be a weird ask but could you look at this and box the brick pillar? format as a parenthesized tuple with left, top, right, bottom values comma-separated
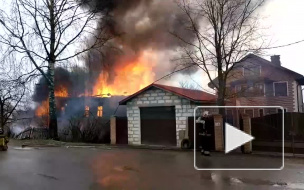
(242, 114, 252, 153)
(213, 114, 224, 151)
(110, 116, 116, 145)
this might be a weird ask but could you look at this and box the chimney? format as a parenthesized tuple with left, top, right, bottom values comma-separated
(270, 55, 281, 66)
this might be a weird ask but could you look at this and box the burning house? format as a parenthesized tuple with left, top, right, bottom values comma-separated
(56, 96, 126, 119)
(31, 0, 202, 141)
(32, 66, 127, 139)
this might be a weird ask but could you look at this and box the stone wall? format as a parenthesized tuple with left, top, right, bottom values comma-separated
(126, 87, 217, 147)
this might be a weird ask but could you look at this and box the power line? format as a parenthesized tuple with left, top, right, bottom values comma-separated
(152, 38, 304, 86)
(110, 64, 199, 117)
(109, 39, 304, 118)
(188, 75, 216, 94)
(261, 39, 304, 50)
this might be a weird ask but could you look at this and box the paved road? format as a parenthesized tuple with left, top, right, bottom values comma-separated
(0, 146, 304, 190)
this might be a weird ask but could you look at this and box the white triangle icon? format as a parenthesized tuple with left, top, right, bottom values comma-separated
(225, 123, 255, 154)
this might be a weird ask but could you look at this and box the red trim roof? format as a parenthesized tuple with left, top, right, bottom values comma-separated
(119, 83, 217, 105)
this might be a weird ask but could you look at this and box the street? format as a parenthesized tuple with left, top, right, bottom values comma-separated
(0, 146, 304, 190)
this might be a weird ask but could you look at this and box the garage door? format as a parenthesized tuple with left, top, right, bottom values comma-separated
(140, 106, 176, 146)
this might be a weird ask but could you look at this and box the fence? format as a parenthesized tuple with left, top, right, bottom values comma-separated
(16, 127, 49, 140)
(251, 112, 304, 154)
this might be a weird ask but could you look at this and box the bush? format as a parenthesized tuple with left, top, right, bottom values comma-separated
(63, 113, 110, 143)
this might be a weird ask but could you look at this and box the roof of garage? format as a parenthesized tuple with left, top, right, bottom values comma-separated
(119, 83, 217, 105)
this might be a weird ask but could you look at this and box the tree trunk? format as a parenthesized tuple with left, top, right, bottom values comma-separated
(0, 101, 3, 130)
(48, 62, 58, 139)
(217, 70, 226, 119)
(217, 88, 226, 118)
(48, 0, 58, 139)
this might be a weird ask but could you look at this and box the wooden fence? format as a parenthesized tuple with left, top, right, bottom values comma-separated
(251, 112, 304, 154)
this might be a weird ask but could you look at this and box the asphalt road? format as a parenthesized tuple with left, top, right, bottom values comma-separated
(0, 146, 304, 190)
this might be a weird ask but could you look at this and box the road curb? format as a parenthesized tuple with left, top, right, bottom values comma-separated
(21, 144, 61, 148)
(65, 146, 97, 148)
(19, 143, 304, 158)
(253, 151, 304, 158)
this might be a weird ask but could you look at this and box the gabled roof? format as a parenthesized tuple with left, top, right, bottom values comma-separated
(244, 54, 302, 78)
(208, 54, 303, 89)
(119, 83, 217, 105)
(296, 77, 304, 85)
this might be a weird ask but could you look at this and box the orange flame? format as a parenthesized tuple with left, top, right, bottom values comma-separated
(35, 50, 157, 117)
(54, 86, 68, 97)
(93, 51, 156, 96)
(35, 86, 68, 116)
(35, 99, 49, 117)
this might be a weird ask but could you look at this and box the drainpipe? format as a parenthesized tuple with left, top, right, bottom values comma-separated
(297, 84, 299, 112)
(296, 84, 303, 112)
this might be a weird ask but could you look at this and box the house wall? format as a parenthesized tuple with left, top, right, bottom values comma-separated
(126, 87, 217, 147)
(225, 60, 302, 113)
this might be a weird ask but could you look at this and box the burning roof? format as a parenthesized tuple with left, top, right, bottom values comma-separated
(33, 0, 200, 119)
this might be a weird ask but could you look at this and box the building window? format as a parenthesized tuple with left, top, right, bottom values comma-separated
(274, 82, 288, 96)
(97, 106, 103, 117)
(235, 84, 247, 96)
(61, 107, 65, 115)
(85, 106, 90, 117)
(243, 65, 261, 77)
(259, 109, 264, 117)
(235, 85, 241, 93)
(254, 83, 264, 96)
(235, 83, 264, 97)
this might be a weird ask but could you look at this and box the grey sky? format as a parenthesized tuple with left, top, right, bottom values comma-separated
(164, 0, 304, 91)
(1, 0, 303, 95)
(262, 0, 304, 73)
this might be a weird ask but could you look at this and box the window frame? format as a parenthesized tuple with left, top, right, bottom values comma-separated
(235, 84, 247, 96)
(242, 65, 262, 77)
(85, 105, 90, 117)
(254, 83, 265, 96)
(273, 81, 288, 97)
(61, 107, 65, 115)
(235, 83, 265, 97)
(97, 106, 103, 117)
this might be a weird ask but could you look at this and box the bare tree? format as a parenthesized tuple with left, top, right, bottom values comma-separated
(179, 80, 200, 90)
(172, 0, 267, 113)
(0, 0, 112, 138)
(0, 79, 26, 134)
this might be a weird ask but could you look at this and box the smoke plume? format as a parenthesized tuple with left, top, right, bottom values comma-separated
(83, 0, 196, 87)
(33, 0, 197, 102)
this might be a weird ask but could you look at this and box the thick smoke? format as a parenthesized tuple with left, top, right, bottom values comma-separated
(96, 0, 193, 50)
(83, 0, 196, 86)
(33, 0, 197, 101)
(32, 67, 87, 102)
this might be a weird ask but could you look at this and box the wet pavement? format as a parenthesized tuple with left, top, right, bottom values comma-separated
(0, 146, 304, 190)
(195, 151, 283, 169)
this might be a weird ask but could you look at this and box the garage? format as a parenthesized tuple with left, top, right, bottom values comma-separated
(140, 106, 176, 146)
(118, 83, 217, 147)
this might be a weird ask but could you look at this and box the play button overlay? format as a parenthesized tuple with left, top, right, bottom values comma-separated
(225, 123, 254, 154)
(194, 106, 284, 170)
